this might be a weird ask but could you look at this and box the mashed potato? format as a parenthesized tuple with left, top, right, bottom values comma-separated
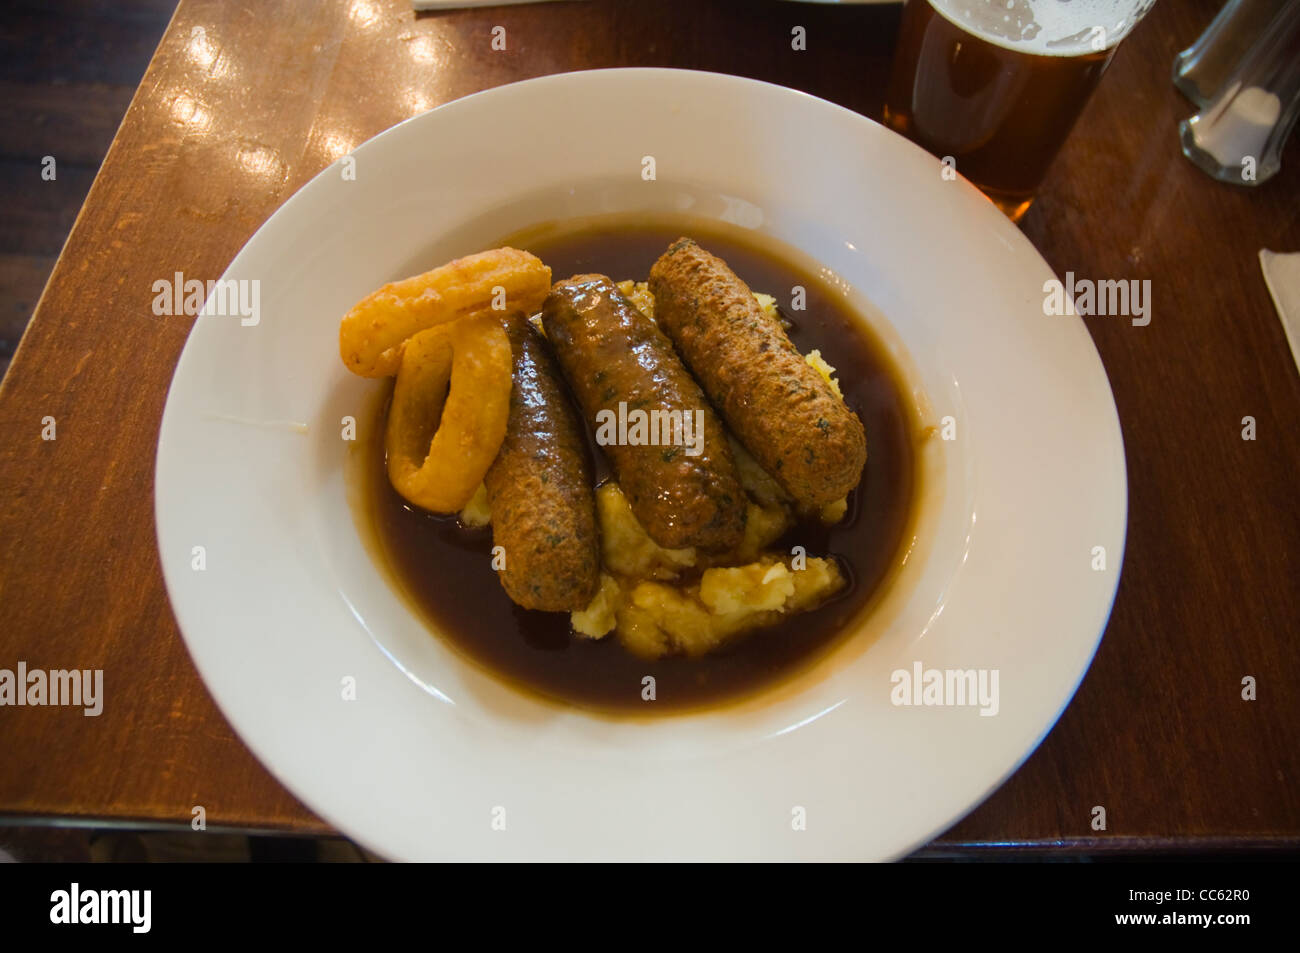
(804, 349, 844, 400)
(571, 478, 844, 656)
(459, 482, 491, 527)
(615, 280, 657, 321)
(571, 572, 621, 639)
(614, 556, 843, 659)
(595, 483, 696, 580)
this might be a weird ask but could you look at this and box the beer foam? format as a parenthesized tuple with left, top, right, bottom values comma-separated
(930, 0, 1152, 56)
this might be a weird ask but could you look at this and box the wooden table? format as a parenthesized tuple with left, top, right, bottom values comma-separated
(1, 0, 1297, 856)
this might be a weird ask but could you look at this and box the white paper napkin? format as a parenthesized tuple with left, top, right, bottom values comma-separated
(1259, 249, 1300, 373)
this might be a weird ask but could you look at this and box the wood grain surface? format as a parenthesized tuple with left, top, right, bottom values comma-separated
(0, 1, 176, 378)
(0, 0, 1297, 852)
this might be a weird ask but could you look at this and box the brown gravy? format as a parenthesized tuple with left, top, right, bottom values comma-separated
(365, 221, 919, 712)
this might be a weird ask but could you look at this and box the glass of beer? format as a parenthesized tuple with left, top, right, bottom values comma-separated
(883, 0, 1156, 222)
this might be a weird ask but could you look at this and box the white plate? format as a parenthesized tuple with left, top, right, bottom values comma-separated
(155, 68, 1125, 861)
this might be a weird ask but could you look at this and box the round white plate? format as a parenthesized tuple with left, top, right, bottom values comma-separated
(156, 68, 1126, 861)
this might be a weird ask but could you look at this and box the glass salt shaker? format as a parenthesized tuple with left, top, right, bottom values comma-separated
(1179, 0, 1300, 186)
(1173, 0, 1289, 107)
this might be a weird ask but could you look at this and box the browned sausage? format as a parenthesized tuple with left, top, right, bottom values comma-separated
(649, 238, 867, 507)
(542, 275, 746, 551)
(484, 313, 599, 611)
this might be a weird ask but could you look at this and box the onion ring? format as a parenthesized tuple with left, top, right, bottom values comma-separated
(340, 247, 550, 378)
(384, 314, 513, 513)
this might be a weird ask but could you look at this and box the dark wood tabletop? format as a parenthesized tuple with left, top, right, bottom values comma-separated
(1, 0, 1297, 855)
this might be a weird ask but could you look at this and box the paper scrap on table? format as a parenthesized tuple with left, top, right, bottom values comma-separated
(1259, 249, 1300, 374)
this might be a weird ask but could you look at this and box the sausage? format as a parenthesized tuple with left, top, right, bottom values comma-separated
(649, 238, 867, 507)
(541, 275, 746, 551)
(484, 313, 599, 612)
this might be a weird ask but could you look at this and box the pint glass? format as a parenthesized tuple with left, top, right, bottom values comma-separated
(883, 0, 1156, 221)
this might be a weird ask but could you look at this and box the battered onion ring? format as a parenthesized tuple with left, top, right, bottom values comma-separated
(384, 314, 512, 513)
(340, 247, 550, 378)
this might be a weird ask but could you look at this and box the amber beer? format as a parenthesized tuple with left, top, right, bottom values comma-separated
(884, 0, 1152, 221)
